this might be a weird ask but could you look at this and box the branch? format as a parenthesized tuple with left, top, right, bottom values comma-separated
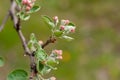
(9, 0, 37, 79)
(42, 37, 56, 48)
(9, 0, 30, 55)
(0, 11, 10, 32)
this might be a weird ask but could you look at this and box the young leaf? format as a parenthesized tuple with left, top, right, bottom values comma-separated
(7, 69, 28, 80)
(61, 36, 74, 41)
(40, 65, 51, 75)
(68, 22, 75, 26)
(0, 57, 4, 67)
(19, 12, 30, 21)
(28, 6, 41, 13)
(37, 61, 44, 73)
(42, 15, 55, 29)
(54, 30, 63, 37)
(35, 48, 47, 61)
(46, 57, 58, 66)
(30, 33, 38, 43)
(21, 14, 30, 21)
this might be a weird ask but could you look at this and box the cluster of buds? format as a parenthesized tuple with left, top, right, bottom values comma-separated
(22, 0, 36, 11)
(38, 40, 44, 45)
(52, 49, 63, 60)
(49, 76, 56, 80)
(52, 16, 76, 33)
(60, 19, 75, 33)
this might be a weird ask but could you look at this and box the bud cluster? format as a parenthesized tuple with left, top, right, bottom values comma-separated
(60, 19, 75, 33)
(22, 0, 36, 11)
(52, 16, 76, 33)
(50, 49, 63, 60)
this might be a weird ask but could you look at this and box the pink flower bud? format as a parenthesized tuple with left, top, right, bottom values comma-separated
(38, 40, 43, 45)
(56, 56, 63, 60)
(61, 19, 70, 25)
(65, 20, 70, 24)
(53, 50, 63, 55)
(50, 76, 56, 80)
(53, 16, 58, 21)
(60, 25, 65, 30)
(26, 6, 31, 11)
(53, 16, 59, 24)
(22, 0, 27, 5)
(70, 27, 75, 33)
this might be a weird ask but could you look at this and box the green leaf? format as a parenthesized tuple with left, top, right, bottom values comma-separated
(28, 33, 41, 51)
(47, 57, 58, 66)
(19, 12, 30, 21)
(21, 14, 30, 21)
(68, 22, 75, 26)
(7, 69, 28, 80)
(35, 48, 47, 61)
(54, 30, 63, 37)
(40, 65, 51, 75)
(61, 36, 74, 41)
(42, 15, 55, 29)
(28, 6, 41, 13)
(37, 61, 44, 73)
(0, 57, 4, 67)
(30, 33, 38, 43)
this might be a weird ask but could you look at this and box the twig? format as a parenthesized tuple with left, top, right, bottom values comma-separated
(42, 37, 56, 48)
(0, 11, 10, 32)
(9, 0, 37, 79)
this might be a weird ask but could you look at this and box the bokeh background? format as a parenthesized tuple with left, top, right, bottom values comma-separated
(0, 0, 120, 80)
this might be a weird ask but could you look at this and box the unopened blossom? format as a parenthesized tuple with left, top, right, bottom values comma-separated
(70, 27, 76, 33)
(61, 19, 70, 25)
(60, 25, 65, 30)
(50, 76, 56, 80)
(26, 6, 31, 11)
(53, 49, 62, 56)
(53, 16, 59, 25)
(64, 26, 76, 33)
(52, 49, 63, 60)
(56, 56, 63, 60)
(38, 40, 43, 45)
(22, 0, 36, 11)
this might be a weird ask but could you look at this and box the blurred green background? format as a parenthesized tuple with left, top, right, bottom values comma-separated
(0, 0, 120, 80)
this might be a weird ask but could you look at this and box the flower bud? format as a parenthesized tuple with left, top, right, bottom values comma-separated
(56, 56, 63, 60)
(38, 40, 43, 45)
(61, 19, 70, 25)
(53, 16, 59, 25)
(65, 20, 70, 24)
(22, 0, 27, 5)
(70, 27, 75, 33)
(28, 3, 33, 8)
(60, 25, 65, 30)
(26, 6, 31, 11)
(50, 76, 56, 80)
(53, 50, 63, 56)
